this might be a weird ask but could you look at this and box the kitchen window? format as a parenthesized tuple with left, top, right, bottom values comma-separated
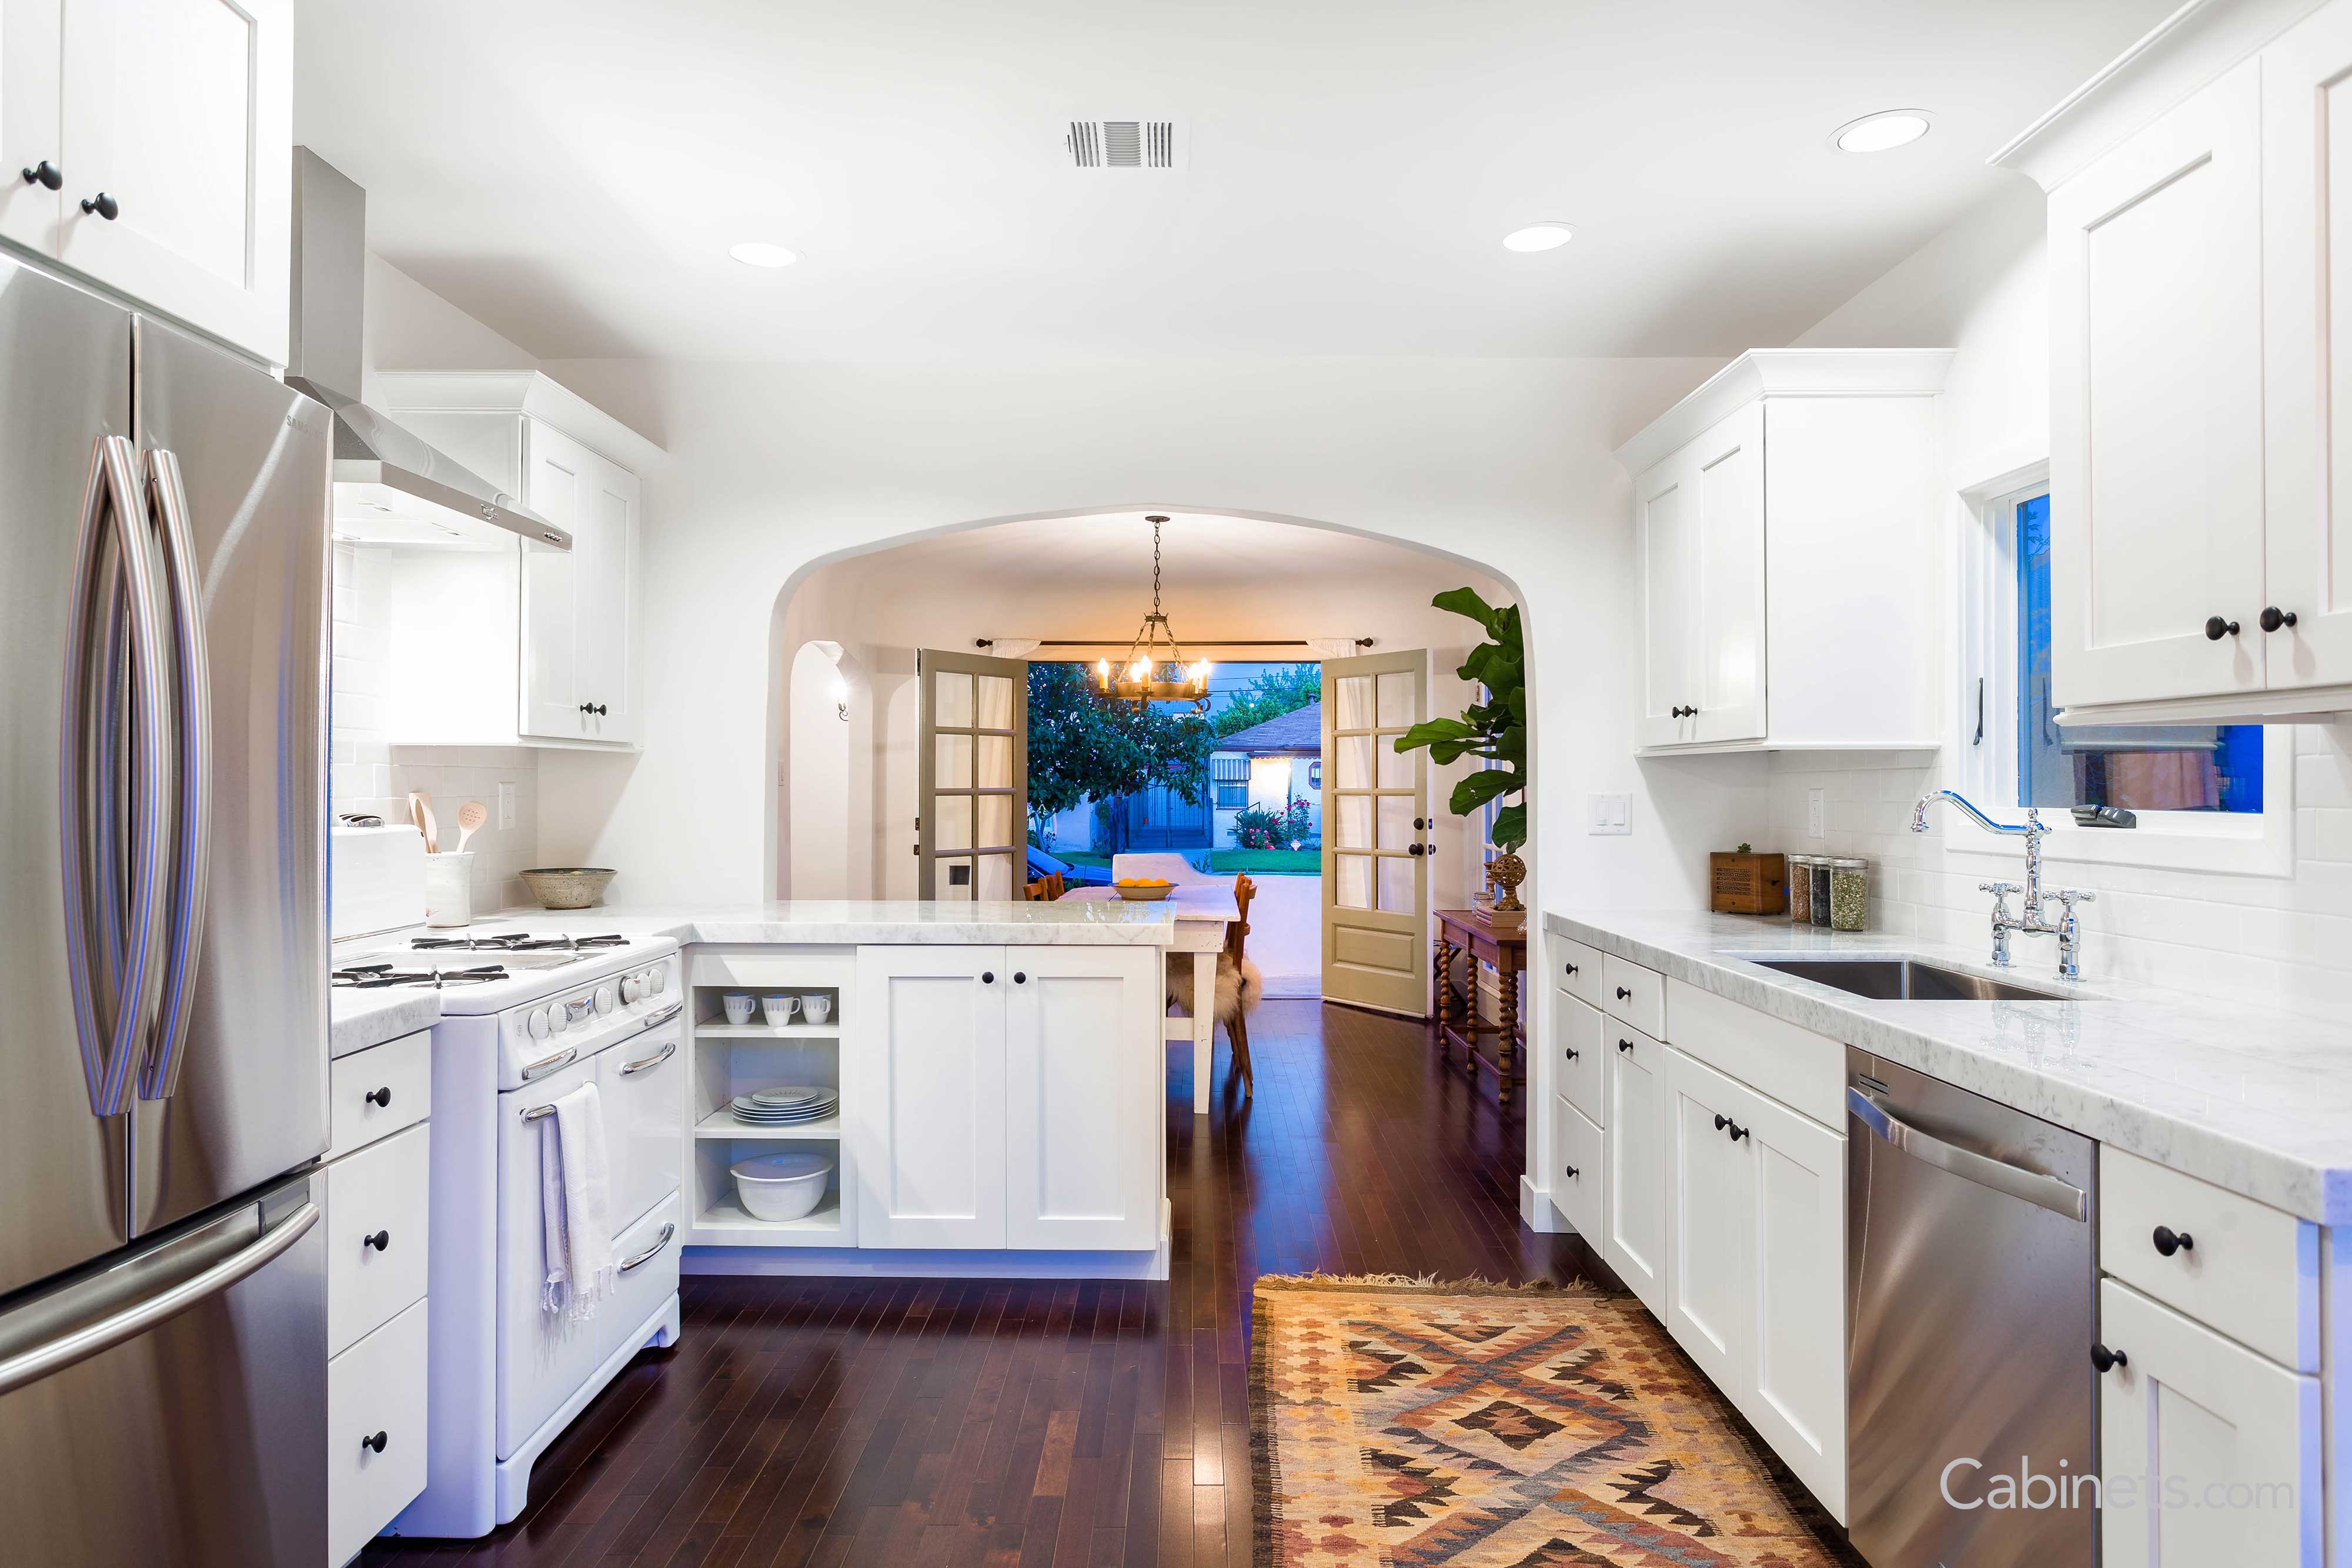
(1212, 755, 1249, 810)
(1955, 467, 2291, 876)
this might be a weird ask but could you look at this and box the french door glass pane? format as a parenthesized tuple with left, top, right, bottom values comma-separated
(937, 794, 973, 852)
(936, 733, 973, 789)
(1377, 740, 1412, 790)
(978, 794, 1014, 848)
(1336, 675, 1374, 729)
(977, 734, 1013, 788)
(1378, 856, 1415, 913)
(1336, 854, 1373, 910)
(976, 852, 1014, 900)
(1377, 670, 1415, 728)
(976, 674, 1014, 729)
(1336, 795, 1371, 850)
(934, 670, 974, 728)
(1337, 734, 1372, 790)
(1378, 795, 1414, 848)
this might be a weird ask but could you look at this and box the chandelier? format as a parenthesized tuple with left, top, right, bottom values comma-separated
(1095, 514, 1211, 710)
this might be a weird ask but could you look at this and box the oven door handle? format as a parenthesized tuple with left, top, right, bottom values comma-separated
(1849, 1088, 2086, 1221)
(618, 1039, 676, 1076)
(520, 1045, 577, 1082)
(618, 1223, 674, 1274)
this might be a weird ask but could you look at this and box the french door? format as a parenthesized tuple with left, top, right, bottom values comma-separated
(918, 650, 1028, 900)
(1320, 650, 1429, 1015)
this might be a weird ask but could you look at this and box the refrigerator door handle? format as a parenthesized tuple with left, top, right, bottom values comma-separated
(138, 447, 211, 1101)
(0, 1198, 318, 1398)
(59, 434, 175, 1118)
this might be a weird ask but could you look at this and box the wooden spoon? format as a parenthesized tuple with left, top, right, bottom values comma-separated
(455, 800, 489, 854)
(414, 791, 439, 855)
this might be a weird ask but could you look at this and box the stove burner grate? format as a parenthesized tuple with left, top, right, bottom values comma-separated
(332, 962, 513, 989)
(407, 932, 629, 954)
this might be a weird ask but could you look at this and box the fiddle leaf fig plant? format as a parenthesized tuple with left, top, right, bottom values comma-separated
(1391, 587, 1527, 852)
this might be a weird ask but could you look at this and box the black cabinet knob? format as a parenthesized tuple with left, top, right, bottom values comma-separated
(364, 1086, 392, 1109)
(2261, 606, 2299, 633)
(2152, 1225, 2194, 1257)
(1563, 1164, 1580, 1179)
(1616, 1038, 1633, 1053)
(362, 1430, 388, 1454)
(2090, 1343, 2128, 1374)
(1728, 1121, 1749, 1142)
(79, 191, 118, 220)
(578, 701, 609, 716)
(1563, 962, 1578, 975)
(981, 971, 995, 984)
(2205, 616, 2241, 640)
(1615, 987, 1631, 1000)
(1670, 704, 1697, 718)
(363, 1229, 391, 1252)
(21, 160, 61, 189)
(1013, 972, 1026, 984)
(1713, 1113, 1729, 1132)
(1562, 1047, 1578, 1061)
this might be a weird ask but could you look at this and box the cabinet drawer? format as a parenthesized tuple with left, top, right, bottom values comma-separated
(326, 1123, 430, 1356)
(599, 1191, 683, 1366)
(328, 1029, 432, 1162)
(2099, 1146, 2317, 1371)
(1550, 934, 1608, 1011)
(328, 1299, 428, 1568)
(1603, 954, 1665, 1039)
(1549, 1095, 1604, 1242)
(1550, 991, 1605, 1124)
(1665, 977, 1843, 1129)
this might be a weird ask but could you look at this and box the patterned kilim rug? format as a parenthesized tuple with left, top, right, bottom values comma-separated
(1251, 1276, 1858, 1567)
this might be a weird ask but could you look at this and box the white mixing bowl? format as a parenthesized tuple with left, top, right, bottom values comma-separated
(731, 1150, 833, 1221)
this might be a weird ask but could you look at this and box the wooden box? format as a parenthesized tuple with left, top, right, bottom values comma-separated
(1709, 851, 1787, 915)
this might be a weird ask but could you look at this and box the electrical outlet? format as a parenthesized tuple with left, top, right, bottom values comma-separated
(1586, 793, 1631, 835)
(497, 781, 517, 831)
(1806, 788, 1826, 840)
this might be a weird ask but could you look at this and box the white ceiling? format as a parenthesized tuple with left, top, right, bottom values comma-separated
(295, 0, 2174, 362)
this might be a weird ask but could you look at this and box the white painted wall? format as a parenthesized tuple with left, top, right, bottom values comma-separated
(787, 643, 852, 898)
(525, 356, 1765, 928)
(1780, 183, 2352, 1014)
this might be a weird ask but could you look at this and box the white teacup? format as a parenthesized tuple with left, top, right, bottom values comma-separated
(722, 993, 756, 1026)
(801, 994, 833, 1024)
(761, 994, 800, 1027)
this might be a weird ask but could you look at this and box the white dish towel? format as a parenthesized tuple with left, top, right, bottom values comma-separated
(539, 1081, 613, 1322)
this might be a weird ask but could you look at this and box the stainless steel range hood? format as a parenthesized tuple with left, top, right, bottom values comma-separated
(288, 149, 570, 552)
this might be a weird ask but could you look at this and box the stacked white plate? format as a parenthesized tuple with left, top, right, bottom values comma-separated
(730, 1085, 838, 1126)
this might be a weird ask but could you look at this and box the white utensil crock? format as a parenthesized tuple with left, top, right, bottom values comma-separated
(422, 851, 475, 928)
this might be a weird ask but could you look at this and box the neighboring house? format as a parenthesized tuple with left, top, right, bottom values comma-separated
(1211, 701, 1323, 847)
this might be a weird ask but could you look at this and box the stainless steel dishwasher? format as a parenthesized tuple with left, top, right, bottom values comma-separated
(1846, 1048, 2097, 1567)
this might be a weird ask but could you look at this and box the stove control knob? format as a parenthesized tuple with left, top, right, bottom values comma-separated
(549, 1004, 569, 1035)
(620, 974, 640, 1005)
(527, 1007, 550, 1041)
(594, 983, 616, 1015)
(652, 959, 669, 992)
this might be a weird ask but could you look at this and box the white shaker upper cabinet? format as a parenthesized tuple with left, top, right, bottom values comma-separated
(54, 0, 292, 363)
(0, 0, 64, 253)
(522, 419, 640, 744)
(2264, 1, 2352, 690)
(2046, 60, 2267, 710)
(1617, 349, 1950, 755)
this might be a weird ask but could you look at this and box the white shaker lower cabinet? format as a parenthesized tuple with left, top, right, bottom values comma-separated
(2097, 1279, 2320, 1566)
(1602, 1022, 1668, 1316)
(853, 944, 1159, 1253)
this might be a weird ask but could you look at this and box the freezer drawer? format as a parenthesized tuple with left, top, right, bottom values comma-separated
(0, 1173, 326, 1567)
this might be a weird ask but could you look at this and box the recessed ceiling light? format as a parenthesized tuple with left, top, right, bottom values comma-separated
(1832, 110, 1932, 153)
(1502, 222, 1575, 253)
(729, 241, 797, 268)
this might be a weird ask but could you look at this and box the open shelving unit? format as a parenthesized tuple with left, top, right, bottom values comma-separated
(681, 948, 857, 1248)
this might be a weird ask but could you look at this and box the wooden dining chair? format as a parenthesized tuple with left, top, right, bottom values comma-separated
(1223, 874, 1258, 1093)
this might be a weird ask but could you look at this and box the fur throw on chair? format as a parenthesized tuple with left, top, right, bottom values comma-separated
(1165, 952, 1263, 1023)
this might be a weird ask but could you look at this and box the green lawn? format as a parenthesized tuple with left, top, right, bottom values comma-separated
(1048, 848, 1320, 876)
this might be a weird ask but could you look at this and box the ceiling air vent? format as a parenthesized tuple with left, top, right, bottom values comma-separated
(1064, 118, 1184, 170)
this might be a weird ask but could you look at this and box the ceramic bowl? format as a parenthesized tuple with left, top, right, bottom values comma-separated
(1114, 883, 1174, 901)
(731, 1151, 833, 1222)
(520, 867, 616, 910)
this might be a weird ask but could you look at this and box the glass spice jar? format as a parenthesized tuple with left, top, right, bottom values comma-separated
(1785, 855, 1815, 923)
(1830, 857, 1870, 932)
(1810, 859, 1836, 927)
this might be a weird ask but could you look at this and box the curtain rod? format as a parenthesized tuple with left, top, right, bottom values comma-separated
(973, 638, 1374, 650)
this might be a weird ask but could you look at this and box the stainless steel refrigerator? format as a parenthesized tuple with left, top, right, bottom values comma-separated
(0, 253, 332, 1564)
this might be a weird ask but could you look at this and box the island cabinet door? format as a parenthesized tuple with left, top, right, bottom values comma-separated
(1004, 947, 1160, 1252)
(853, 946, 1008, 1249)
(1602, 1025, 1669, 1318)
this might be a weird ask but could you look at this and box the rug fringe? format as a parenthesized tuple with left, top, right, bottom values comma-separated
(1251, 1271, 1619, 1298)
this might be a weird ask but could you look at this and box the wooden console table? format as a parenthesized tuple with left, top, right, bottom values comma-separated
(1432, 907, 1526, 1105)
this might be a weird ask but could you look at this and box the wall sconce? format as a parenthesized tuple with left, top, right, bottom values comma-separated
(811, 640, 850, 723)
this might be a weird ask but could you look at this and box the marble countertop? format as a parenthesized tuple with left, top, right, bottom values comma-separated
(330, 988, 440, 1059)
(440, 899, 1183, 947)
(1546, 908, 2352, 1224)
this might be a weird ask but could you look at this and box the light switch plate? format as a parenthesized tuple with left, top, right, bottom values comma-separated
(1806, 788, 1826, 840)
(1586, 793, 1631, 835)
(498, 781, 518, 831)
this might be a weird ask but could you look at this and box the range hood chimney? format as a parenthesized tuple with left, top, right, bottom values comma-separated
(288, 148, 570, 551)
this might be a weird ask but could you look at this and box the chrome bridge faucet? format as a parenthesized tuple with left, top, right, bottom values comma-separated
(1910, 790, 2096, 980)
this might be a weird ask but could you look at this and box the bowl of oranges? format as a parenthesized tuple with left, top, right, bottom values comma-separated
(1114, 876, 1175, 901)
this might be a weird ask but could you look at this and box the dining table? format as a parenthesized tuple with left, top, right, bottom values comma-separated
(1060, 881, 1238, 1113)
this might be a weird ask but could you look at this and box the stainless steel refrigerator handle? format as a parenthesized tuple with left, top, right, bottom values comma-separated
(0, 1199, 318, 1398)
(617, 1223, 674, 1273)
(1849, 1086, 2087, 1221)
(58, 434, 173, 1118)
(138, 447, 211, 1101)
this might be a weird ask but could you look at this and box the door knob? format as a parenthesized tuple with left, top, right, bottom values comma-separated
(79, 191, 118, 220)
(1408, 842, 1425, 856)
(2151, 1225, 2194, 1257)
(363, 1229, 391, 1252)
(361, 1430, 388, 1454)
(364, 1086, 392, 1108)
(2090, 1343, 2128, 1374)
(2261, 606, 2299, 633)
(2204, 616, 2241, 640)
(21, 160, 60, 189)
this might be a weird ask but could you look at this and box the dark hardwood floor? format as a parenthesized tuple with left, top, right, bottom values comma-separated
(363, 999, 1606, 1567)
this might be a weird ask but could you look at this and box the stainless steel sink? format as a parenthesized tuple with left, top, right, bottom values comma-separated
(1746, 957, 2072, 1002)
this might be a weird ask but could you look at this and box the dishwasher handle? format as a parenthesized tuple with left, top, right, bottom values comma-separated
(1848, 1086, 2087, 1222)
